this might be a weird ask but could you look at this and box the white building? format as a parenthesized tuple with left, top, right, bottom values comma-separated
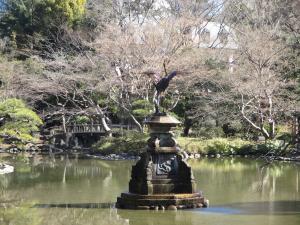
(191, 21, 237, 50)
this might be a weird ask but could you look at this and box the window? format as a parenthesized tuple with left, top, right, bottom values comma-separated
(219, 30, 229, 46)
(198, 28, 210, 44)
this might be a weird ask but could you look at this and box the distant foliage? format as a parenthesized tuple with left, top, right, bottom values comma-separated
(55, 0, 87, 23)
(0, 98, 42, 142)
(131, 99, 153, 118)
(0, 0, 87, 48)
(73, 115, 90, 124)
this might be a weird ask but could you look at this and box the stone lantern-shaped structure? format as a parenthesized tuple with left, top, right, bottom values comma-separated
(116, 113, 206, 210)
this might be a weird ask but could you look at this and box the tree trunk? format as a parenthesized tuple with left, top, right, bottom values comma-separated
(62, 114, 66, 133)
(183, 126, 191, 137)
(269, 120, 275, 139)
(128, 113, 143, 132)
(62, 114, 70, 147)
(241, 101, 271, 139)
(95, 105, 112, 137)
(183, 117, 193, 137)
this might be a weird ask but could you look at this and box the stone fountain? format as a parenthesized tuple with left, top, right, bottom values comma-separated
(116, 113, 207, 210)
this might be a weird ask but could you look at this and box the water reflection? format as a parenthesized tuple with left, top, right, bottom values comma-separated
(40, 208, 130, 225)
(118, 210, 194, 225)
(34, 202, 114, 209)
(223, 201, 300, 215)
(33, 200, 300, 215)
(1, 156, 300, 225)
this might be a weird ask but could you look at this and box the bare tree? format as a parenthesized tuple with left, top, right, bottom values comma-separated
(92, 0, 227, 130)
(218, 0, 300, 139)
(4, 54, 113, 136)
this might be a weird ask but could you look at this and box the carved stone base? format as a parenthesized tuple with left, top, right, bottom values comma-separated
(128, 152, 197, 195)
(116, 192, 206, 210)
(116, 151, 207, 210)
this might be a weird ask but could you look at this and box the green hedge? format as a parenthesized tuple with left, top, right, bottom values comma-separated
(177, 137, 254, 155)
(178, 137, 293, 155)
(0, 98, 42, 143)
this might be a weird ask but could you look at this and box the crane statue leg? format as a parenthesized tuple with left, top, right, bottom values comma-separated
(153, 91, 166, 115)
(153, 90, 160, 114)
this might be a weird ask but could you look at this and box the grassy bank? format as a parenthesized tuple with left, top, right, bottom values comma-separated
(92, 132, 291, 156)
(177, 137, 253, 155)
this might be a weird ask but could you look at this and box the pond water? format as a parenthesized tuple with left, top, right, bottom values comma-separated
(0, 155, 300, 225)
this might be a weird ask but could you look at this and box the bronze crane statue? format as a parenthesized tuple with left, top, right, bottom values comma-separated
(153, 71, 177, 114)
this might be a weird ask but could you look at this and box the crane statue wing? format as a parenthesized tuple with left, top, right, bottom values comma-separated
(155, 71, 177, 94)
(153, 71, 177, 115)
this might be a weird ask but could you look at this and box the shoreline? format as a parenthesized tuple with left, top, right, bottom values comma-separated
(1, 149, 300, 163)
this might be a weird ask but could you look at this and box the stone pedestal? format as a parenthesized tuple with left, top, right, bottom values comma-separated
(116, 114, 207, 210)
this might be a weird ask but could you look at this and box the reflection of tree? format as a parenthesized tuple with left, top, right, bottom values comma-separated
(191, 158, 300, 205)
(1, 155, 133, 205)
(2, 155, 121, 189)
(0, 190, 41, 225)
(41, 208, 128, 225)
(0, 174, 12, 189)
(253, 164, 288, 199)
(117, 209, 194, 225)
(0, 206, 41, 225)
(189, 158, 257, 172)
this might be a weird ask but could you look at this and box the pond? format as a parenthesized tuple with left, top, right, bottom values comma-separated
(0, 155, 300, 225)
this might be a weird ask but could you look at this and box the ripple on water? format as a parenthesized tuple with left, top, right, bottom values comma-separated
(193, 201, 300, 215)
